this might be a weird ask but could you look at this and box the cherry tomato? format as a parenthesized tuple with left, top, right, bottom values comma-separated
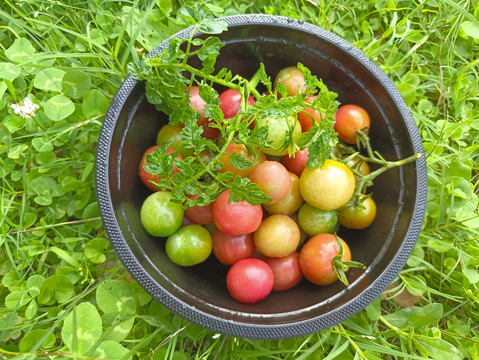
(200, 120, 220, 140)
(299, 233, 351, 285)
(255, 114, 301, 156)
(346, 156, 370, 183)
(297, 203, 338, 236)
(156, 124, 185, 153)
(226, 258, 274, 303)
(184, 194, 214, 225)
(263, 172, 303, 215)
(254, 214, 300, 257)
(212, 229, 255, 265)
(299, 159, 355, 210)
(249, 160, 291, 205)
(165, 225, 212, 266)
(139, 146, 182, 191)
(338, 196, 377, 229)
(219, 88, 255, 119)
(281, 148, 309, 178)
(274, 66, 306, 96)
(334, 104, 370, 144)
(297, 95, 323, 132)
(219, 143, 266, 179)
(263, 252, 303, 291)
(187, 86, 220, 139)
(187, 86, 207, 125)
(212, 189, 263, 235)
(140, 191, 184, 237)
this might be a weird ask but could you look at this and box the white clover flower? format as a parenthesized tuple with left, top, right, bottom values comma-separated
(11, 97, 40, 119)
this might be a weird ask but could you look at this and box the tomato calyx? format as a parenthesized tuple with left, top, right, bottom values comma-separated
(332, 234, 366, 286)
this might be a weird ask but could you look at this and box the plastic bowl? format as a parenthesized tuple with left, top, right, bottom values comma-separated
(95, 14, 427, 339)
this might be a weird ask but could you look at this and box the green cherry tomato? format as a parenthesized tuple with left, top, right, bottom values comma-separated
(255, 114, 301, 156)
(166, 225, 213, 266)
(298, 203, 338, 236)
(140, 191, 184, 237)
(338, 196, 377, 229)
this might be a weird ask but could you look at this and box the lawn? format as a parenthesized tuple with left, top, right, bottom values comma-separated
(1, 0, 479, 359)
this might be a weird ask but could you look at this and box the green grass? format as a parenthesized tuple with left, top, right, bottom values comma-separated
(1, 0, 478, 359)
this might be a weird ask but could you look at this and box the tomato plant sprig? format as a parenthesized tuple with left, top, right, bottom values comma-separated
(128, 3, 339, 208)
(333, 234, 367, 286)
(335, 129, 422, 207)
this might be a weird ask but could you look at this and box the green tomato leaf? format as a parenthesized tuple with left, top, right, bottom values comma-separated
(61, 302, 102, 356)
(96, 279, 137, 320)
(227, 176, 271, 205)
(197, 36, 224, 61)
(228, 152, 253, 170)
(44, 95, 75, 121)
(33, 68, 65, 92)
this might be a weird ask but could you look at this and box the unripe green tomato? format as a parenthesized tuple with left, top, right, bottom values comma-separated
(338, 196, 377, 229)
(255, 114, 301, 156)
(298, 203, 338, 236)
(140, 191, 184, 237)
(166, 225, 213, 266)
(156, 124, 193, 157)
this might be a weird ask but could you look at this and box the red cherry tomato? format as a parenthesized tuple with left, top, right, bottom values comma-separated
(299, 233, 351, 285)
(297, 95, 323, 132)
(263, 252, 302, 291)
(139, 146, 182, 191)
(219, 88, 255, 119)
(212, 229, 255, 265)
(334, 104, 370, 144)
(184, 194, 214, 225)
(187, 86, 220, 139)
(226, 258, 274, 303)
(212, 189, 263, 235)
(249, 160, 291, 205)
(281, 148, 309, 178)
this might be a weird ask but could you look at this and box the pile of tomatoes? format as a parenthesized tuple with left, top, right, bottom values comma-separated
(139, 66, 375, 304)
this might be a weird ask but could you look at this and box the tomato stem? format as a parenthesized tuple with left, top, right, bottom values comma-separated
(332, 234, 366, 286)
(336, 130, 421, 206)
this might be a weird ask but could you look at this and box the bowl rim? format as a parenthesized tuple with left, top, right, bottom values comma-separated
(95, 14, 427, 339)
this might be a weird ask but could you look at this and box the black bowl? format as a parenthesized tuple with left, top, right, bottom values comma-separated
(95, 14, 427, 339)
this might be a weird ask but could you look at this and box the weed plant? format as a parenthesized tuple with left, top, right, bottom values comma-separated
(0, 0, 478, 359)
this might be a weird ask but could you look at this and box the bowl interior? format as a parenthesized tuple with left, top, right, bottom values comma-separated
(101, 18, 423, 334)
